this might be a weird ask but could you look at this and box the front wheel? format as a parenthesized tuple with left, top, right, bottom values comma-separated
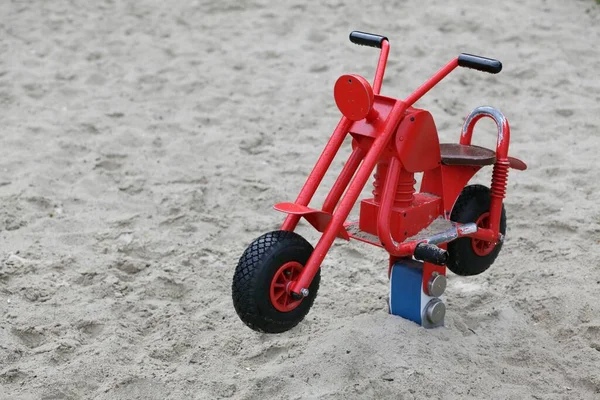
(232, 230, 320, 333)
(447, 185, 506, 276)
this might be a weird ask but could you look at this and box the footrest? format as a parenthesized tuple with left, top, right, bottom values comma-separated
(344, 221, 383, 247)
(274, 202, 349, 240)
(405, 217, 454, 241)
(345, 218, 478, 249)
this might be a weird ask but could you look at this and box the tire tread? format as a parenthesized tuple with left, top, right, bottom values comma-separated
(232, 230, 320, 333)
(447, 184, 506, 276)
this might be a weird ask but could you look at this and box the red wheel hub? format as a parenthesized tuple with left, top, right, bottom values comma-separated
(270, 262, 304, 312)
(471, 212, 495, 256)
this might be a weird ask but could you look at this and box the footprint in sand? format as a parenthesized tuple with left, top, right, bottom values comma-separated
(0, 368, 27, 385)
(10, 326, 46, 349)
(77, 321, 105, 339)
(94, 160, 122, 172)
(245, 345, 289, 365)
(94, 154, 128, 172)
(555, 109, 574, 118)
(21, 82, 46, 99)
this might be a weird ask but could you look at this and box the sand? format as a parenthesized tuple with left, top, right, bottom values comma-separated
(1, 0, 599, 399)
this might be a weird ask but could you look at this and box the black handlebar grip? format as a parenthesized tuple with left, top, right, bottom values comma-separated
(458, 53, 502, 74)
(349, 31, 388, 49)
(414, 243, 449, 266)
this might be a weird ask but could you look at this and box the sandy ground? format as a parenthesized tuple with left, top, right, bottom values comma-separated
(0, 0, 599, 399)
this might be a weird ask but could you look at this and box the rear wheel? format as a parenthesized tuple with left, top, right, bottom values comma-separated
(447, 185, 506, 276)
(232, 230, 320, 333)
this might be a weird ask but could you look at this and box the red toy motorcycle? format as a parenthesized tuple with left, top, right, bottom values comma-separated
(232, 32, 526, 333)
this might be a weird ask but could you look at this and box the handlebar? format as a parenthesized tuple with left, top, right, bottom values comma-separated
(349, 31, 388, 49)
(404, 53, 502, 107)
(346, 31, 503, 106)
(458, 53, 502, 74)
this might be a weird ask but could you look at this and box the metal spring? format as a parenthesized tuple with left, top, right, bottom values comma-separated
(491, 161, 509, 199)
(372, 170, 415, 206)
(395, 176, 416, 206)
(372, 173, 381, 200)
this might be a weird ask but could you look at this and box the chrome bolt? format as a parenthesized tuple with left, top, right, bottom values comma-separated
(425, 299, 446, 324)
(427, 272, 447, 297)
(300, 288, 309, 297)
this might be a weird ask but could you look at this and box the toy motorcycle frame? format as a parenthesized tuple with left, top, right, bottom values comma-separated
(232, 32, 526, 333)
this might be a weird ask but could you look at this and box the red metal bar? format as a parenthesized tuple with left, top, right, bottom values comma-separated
(467, 228, 496, 242)
(322, 146, 365, 213)
(377, 156, 402, 255)
(403, 58, 459, 108)
(495, 118, 510, 161)
(291, 101, 409, 294)
(372, 40, 390, 95)
(281, 117, 353, 231)
(460, 107, 511, 242)
(376, 156, 420, 256)
(459, 107, 511, 157)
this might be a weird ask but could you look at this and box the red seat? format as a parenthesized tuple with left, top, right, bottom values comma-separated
(440, 143, 496, 166)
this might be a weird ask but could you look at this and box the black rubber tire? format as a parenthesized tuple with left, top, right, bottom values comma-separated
(232, 230, 320, 333)
(447, 185, 506, 276)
